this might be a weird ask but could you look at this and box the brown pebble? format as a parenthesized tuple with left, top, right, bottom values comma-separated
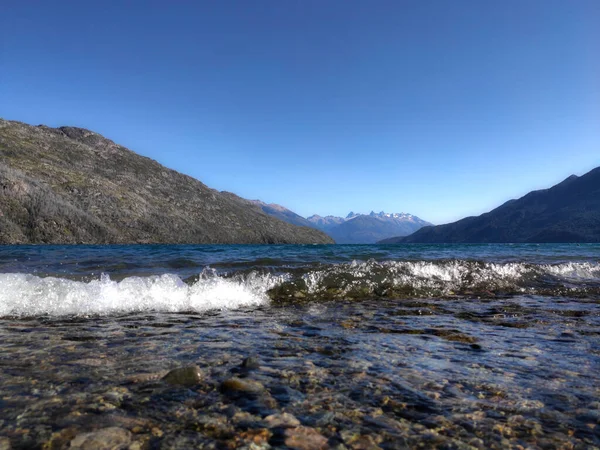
(264, 412, 301, 428)
(284, 426, 328, 450)
(234, 428, 272, 446)
(0, 437, 11, 450)
(221, 377, 265, 395)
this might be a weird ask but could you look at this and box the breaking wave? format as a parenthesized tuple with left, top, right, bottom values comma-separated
(1, 260, 599, 316)
(268, 260, 600, 303)
(0, 271, 283, 317)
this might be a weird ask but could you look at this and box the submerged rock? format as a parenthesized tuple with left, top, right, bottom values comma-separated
(162, 365, 204, 387)
(268, 279, 310, 303)
(264, 412, 301, 428)
(69, 427, 131, 449)
(284, 426, 328, 450)
(0, 437, 10, 450)
(241, 356, 261, 370)
(221, 377, 265, 396)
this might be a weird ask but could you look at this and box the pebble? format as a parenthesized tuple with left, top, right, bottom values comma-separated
(241, 356, 261, 370)
(162, 365, 204, 387)
(69, 427, 132, 449)
(264, 412, 301, 428)
(221, 377, 265, 395)
(348, 434, 382, 449)
(127, 371, 169, 383)
(284, 427, 328, 450)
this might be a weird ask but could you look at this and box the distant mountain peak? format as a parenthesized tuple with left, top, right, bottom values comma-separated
(305, 210, 432, 244)
(348, 211, 417, 220)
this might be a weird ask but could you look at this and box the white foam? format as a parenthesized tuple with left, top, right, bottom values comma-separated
(0, 271, 280, 317)
(300, 260, 600, 296)
(2, 261, 598, 316)
(542, 262, 600, 281)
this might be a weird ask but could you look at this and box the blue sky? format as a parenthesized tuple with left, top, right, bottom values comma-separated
(1, 1, 598, 224)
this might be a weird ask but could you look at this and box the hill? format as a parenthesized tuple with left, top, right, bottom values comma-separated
(249, 200, 315, 229)
(380, 168, 600, 243)
(0, 119, 333, 244)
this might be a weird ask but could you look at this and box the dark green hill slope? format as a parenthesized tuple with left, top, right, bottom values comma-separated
(0, 119, 333, 244)
(380, 167, 600, 243)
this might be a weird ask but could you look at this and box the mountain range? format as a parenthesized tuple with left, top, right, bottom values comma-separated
(0, 119, 333, 244)
(307, 211, 432, 244)
(3, 117, 596, 245)
(380, 167, 600, 243)
(242, 201, 432, 244)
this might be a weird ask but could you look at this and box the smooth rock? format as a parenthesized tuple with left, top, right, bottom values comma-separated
(284, 426, 328, 450)
(221, 377, 265, 396)
(264, 412, 300, 428)
(0, 437, 10, 450)
(162, 365, 204, 387)
(69, 427, 132, 449)
(241, 356, 261, 370)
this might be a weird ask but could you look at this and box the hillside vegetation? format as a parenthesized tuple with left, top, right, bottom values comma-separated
(0, 119, 333, 244)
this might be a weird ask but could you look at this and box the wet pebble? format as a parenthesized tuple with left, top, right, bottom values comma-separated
(348, 434, 382, 450)
(69, 427, 132, 450)
(221, 377, 266, 396)
(264, 412, 301, 428)
(229, 428, 272, 447)
(162, 365, 204, 387)
(103, 387, 132, 406)
(284, 426, 329, 450)
(241, 356, 261, 370)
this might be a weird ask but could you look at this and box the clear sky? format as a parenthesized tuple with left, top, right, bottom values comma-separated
(1, 1, 599, 224)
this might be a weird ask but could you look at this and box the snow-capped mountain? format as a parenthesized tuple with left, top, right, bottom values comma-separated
(307, 211, 432, 244)
(305, 214, 346, 232)
(239, 203, 433, 244)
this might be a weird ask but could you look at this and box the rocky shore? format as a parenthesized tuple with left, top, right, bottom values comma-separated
(1, 295, 598, 449)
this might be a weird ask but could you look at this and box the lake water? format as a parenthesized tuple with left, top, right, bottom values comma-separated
(1, 244, 599, 449)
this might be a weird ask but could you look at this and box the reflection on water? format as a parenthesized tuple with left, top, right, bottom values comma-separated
(1, 295, 599, 449)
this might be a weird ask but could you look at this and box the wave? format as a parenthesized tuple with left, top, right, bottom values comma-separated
(1, 260, 599, 317)
(0, 271, 283, 317)
(269, 260, 600, 302)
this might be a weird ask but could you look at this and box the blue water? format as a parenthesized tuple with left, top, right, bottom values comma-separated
(1, 243, 599, 278)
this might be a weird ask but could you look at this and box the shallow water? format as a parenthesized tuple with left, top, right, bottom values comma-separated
(1, 244, 599, 449)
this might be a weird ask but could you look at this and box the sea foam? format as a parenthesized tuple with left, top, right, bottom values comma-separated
(0, 272, 278, 317)
(1, 260, 599, 317)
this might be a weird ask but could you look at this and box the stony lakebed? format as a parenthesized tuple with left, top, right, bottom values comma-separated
(0, 244, 599, 449)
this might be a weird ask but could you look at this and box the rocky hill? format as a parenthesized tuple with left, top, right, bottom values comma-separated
(0, 119, 334, 244)
(248, 200, 315, 229)
(380, 167, 600, 243)
(308, 211, 431, 244)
